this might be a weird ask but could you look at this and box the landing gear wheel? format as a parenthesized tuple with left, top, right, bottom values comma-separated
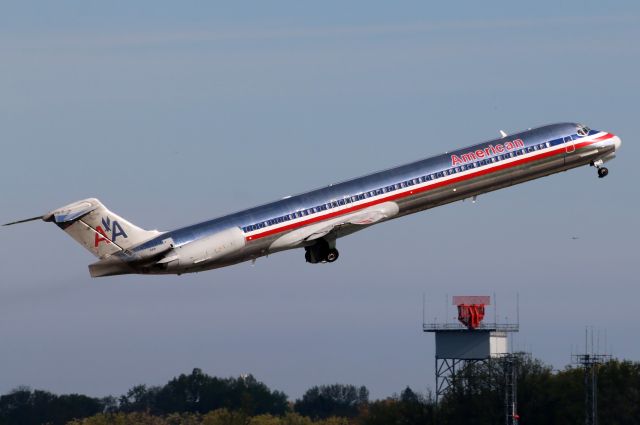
(326, 248, 339, 263)
(304, 246, 322, 264)
(598, 167, 609, 178)
(304, 239, 338, 264)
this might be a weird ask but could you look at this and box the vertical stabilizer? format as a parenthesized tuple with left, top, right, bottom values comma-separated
(42, 198, 163, 258)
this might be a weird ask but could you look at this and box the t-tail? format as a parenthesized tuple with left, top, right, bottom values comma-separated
(4, 197, 163, 262)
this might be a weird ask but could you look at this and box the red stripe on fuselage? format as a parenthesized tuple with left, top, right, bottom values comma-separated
(245, 134, 613, 241)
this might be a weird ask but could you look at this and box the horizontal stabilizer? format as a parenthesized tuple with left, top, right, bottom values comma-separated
(46, 200, 98, 223)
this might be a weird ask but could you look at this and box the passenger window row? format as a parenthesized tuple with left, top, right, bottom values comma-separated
(242, 140, 554, 233)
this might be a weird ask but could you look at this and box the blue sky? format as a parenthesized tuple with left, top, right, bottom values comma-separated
(1, 1, 639, 399)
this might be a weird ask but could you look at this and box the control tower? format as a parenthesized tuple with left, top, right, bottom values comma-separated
(424, 295, 520, 423)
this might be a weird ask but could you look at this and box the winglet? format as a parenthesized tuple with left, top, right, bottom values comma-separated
(499, 130, 508, 138)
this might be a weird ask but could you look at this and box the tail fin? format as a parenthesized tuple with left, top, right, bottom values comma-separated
(29, 198, 162, 258)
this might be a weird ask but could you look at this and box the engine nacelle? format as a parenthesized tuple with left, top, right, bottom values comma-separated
(173, 227, 246, 269)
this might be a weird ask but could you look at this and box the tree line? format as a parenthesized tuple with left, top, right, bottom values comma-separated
(1, 358, 639, 425)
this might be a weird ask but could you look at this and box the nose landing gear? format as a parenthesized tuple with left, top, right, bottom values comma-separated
(304, 239, 339, 264)
(591, 159, 609, 178)
(597, 167, 609, 178)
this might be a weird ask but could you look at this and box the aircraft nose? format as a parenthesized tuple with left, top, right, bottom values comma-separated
(611, 134, 622, 151)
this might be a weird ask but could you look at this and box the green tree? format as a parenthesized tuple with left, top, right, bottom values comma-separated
(153, 369, 287, 416)
(202, 408, 247, 425)
(363, 387, 434, 425)
(248, 414, 281, 425)
(118, 385, 161, 414)
(0, 387, 103, 425)
(280, 412, 312, 425)
(294, 384, 368, 419)
(165, 412, 203, 425)
(68, 412, 168, 425)
(592, 359, 640, 425)
(319, 419, 351, 425)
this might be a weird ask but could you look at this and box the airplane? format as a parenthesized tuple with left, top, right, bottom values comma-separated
(4, 123, 621, 277)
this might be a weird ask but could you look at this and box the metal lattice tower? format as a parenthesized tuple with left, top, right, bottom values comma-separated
(501, 353, 528, 425)
(572, 329, 612, 425)
(433, 357, 485, 400)
(572, 352, 611, 425)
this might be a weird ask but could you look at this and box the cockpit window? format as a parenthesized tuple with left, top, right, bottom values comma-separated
(577, 124, 590, 136)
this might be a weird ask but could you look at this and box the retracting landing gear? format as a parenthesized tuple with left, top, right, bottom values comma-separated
(591, 159, 609, 178)
(597, 167, 609, 178)
(304, 238, 339, 264)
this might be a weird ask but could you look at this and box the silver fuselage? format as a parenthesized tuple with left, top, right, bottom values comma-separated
(110, 122, 620, 276)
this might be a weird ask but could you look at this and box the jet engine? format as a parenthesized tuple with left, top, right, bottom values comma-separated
(167, 227, 246, 271)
